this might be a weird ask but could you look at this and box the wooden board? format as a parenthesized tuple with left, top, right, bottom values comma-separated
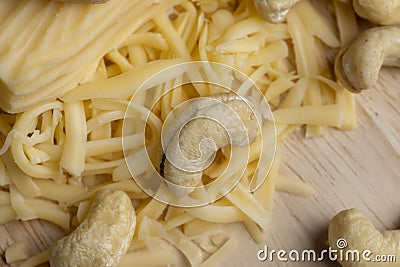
(0, 68, 399, 266)
(220, 67, 400, 266)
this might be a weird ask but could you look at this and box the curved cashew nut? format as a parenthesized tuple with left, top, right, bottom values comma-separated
(49, 190, 136, 267)
(162, 92, 260, 189)
(334, 26, 400, 93)
(328, 208, 400, 267)
(253, 0, 300, 23)
(353, 0, 400, 25)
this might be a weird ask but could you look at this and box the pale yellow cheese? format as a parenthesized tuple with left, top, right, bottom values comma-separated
(5, 243, 28, 263)
(20, 250, 49, 267)
(2, 1, 358, 266)
(0, 0, 183, 113)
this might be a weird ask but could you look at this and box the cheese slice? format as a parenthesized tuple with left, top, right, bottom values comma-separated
(0, 0, 180, 113)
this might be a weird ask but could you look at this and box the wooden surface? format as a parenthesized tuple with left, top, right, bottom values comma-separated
(0, 67, 399, 266)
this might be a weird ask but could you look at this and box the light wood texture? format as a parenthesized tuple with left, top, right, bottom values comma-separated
(222, 67, 400, 266)
(0, 67, 399, 266)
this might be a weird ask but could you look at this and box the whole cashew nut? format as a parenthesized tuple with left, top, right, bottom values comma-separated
(353, 0, 400, 25)
(162, 93, 260, 189)
(328, 209, 400, 267)
(253, 0, 300, 23)
(49, 190, 136, 267)
(334, 26, 400, 93)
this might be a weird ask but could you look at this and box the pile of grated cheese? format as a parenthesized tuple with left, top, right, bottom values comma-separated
(0, 0, 359, 266)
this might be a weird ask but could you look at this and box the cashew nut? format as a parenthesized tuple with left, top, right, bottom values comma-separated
(253, 0, 300, 23)
(353, 0, 400, 25)
(162, 92, 260, 189)
(49, 190, 136, 267)
(334, 26, 400, 93)
(328, 208, 400, 267)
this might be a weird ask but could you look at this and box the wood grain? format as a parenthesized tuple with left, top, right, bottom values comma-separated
(0, 67, 399, 267)
(221, 67, 400, 267)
